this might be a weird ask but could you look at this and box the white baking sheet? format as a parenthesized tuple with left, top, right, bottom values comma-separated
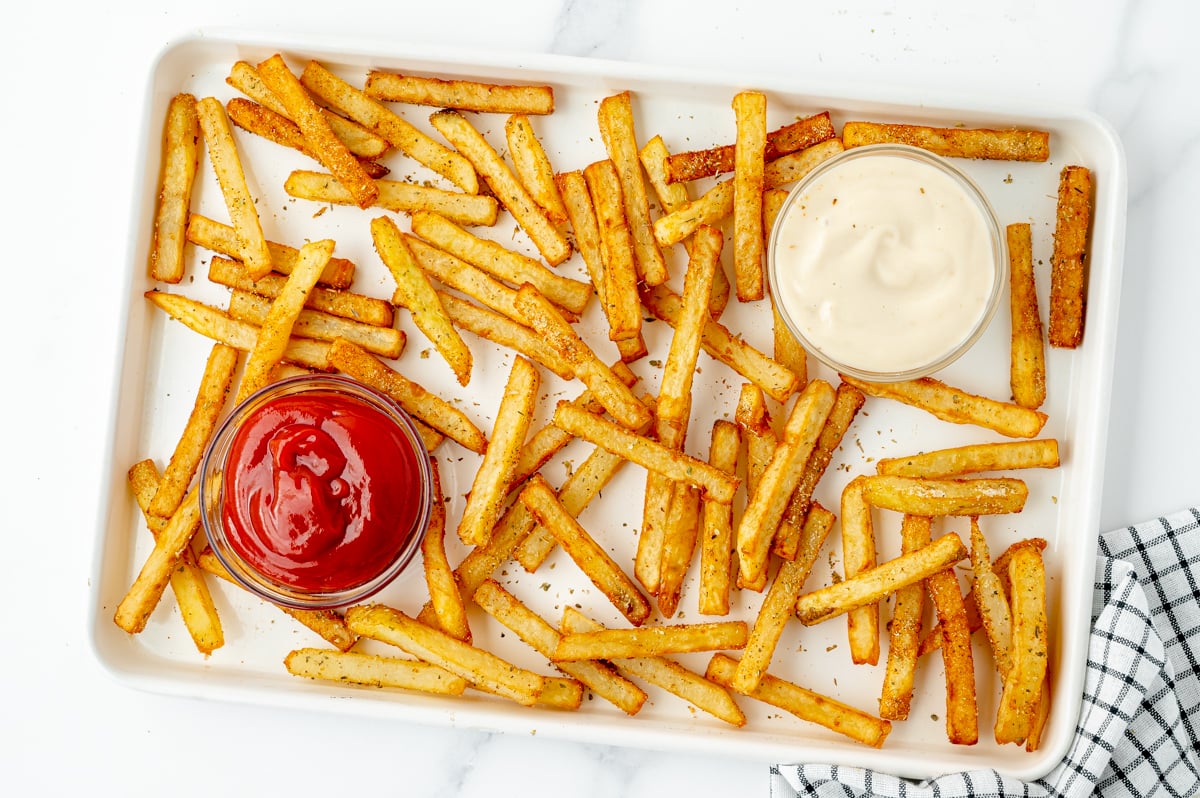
(88, 30, 1126, 781)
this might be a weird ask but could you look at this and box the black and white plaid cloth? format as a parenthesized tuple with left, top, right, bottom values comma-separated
(771, 508, 1200, 797)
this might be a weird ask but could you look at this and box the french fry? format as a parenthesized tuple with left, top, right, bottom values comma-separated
(520, 475, 651, 626)
(257, 54, 379, 208)
(327, 338, 486, 453)
(283, 170, 498, 226)
(436, 290, 573, 380)
(562, 608, 746, 727)
(345, 604, 545, 706)
(473, 580, 647, 715)
(597, 91, 668, 286)
(771, 298, 807, 390)
(876, 439, 1060, 479)
(841, 375, 1049, 439)
(237, 239, 335, 402)
(150, 93, 200, 283)
(364, 72, 555, 115)
(1025, 677, 1052, 752)
(128, 460, 223, 655)
(762, 187, 790, 238)
(516, 285, 650, 430)
(928, 569, 980, 746)
(207, 256, 393, 327)
(861, 475, 1028, 517)
(762, 138, 844, 188)
(736, 379, 836, 586)
(429, 109, 570, 265)
(995, 546, 1049, 744)
(583, 159, 640, 342)
(505, 114, 568, 225)
(536, 677, 585, 710)
(665, 111, 837, 183)
(733, 505, 834, 693)
(300, 60, 477, 193)
(552, 402, 738, 503)
(411, 210, 591, 316)
(878, 515, 932, 720)
(457, 357, 539, 546)
(422, 461, 470, 642)
(1048, 165, 1093, 349)
(148, 343, 238, 518)
(707, 653, 890, 748)
(284, 648, 467, 695)
(195, 96, 273, 279)
(842, 121, 1050, 162)
(655, 485, 701, 618)
(228, 290, 404, 359)
(732, 90, 767, 302)
(553, 621, 748, 662)
(699, 420, 742, 616)
(186, 214, 355, 288)
(969, 518, 1012, 678)
(652, 180, 733, 248)
(114, 488, 202, 634)
(404, 236, 542, 327)
(839, 476, 879, 664)
(1008, 223, 1046, 408)
(370, 215, 470, 384)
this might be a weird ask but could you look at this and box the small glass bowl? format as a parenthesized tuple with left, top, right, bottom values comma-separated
(767, 143, 1007, 382)
(199, 375, 433, 609)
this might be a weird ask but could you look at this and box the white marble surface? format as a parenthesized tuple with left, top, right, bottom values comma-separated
(6, 1, 1199, 795)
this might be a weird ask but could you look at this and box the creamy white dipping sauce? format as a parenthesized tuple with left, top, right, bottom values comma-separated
(771, 149, 998, 376)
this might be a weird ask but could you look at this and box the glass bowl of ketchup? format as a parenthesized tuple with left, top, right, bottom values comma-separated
(199, 374, 433, 609)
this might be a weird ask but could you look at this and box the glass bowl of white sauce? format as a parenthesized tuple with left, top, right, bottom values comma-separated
(767, 143, 1006, 382)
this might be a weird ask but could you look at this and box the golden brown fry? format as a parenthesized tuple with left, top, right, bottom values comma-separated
(762, 139, 845, 188)
(364, 71, 554, 115)
(457, 357, 539, 546)
(842, 375, 1048, 439)
(995, 546, 1049, 744)
(1025, 676, 1052, 752)
(861, 475, 1028, 517)
(1048, 165, 1093, 349)
(114, 488, 201, 634)
(771, 298, 807, 390)
(285, 648, 468, 695)
(762, 187, 790, 239)
(505, 114, 568, 225)
(879, 514, 932, 720)
(839, 476, 879, 664)
(927, 567, 979, 745)
(876, 439, 1060, 479)
(665, 112, 837, 183)
(1008, 223, 1047, 408)
(327, 338, 486, 453)
(584, 159, 640, 342)
(842, 121, 1050, 161)
(656, 484, 701, 618)
(404, 236, 537, 327)
(652, 180, 733, 247)
(227, 290, 404, 359)
(150, 93, 200, 283)
(553, 621, 747, 662)
(699, 420, 742, 616)
(437, 290, 573, 380)
(969, 518, 1012, 678)
(429, 109, 570, 264)
(283, 170, 498, 226)
(423, 461, 470, 642)
(187, 214, 355, 288)
(195, 96, 273, 279)
(732, 91, 767, 302)
(300, 60, 477, 193)
(520, 475, 651, 626)
(149, 343, 238, 518)
(707, 653, 890, 748)
(535, 676, 585, 710)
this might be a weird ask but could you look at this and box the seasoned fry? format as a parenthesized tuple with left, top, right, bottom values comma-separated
(195, 96, 273, 279)
(861, 475, 1028, 517)
(771, 298, 807, 390)
(762, 138, 845, 188)
(457, 357, 539, 546)
(553, 621, 748, 662)
(327, 338, 486, 453)
(707, 653, 890, 748)
(520, 475, 651, 626)
(506, 114, 568, 225)
(1025, 677, 1052, 752)
(879, 515, 932, 720)
(841, 375, 1048, 439)
(300, 60, 477, 193)
(422, 461, 470, 642)
(228, 290, 404, 359)
(114, 488, 202, 634)
(536, 676, 585, 710)
(969, 518, 1012, 678)
(995, 546, 1049, 744)
(842, 121, 1050, 161)
(839, 476, 879, 664)
(149, 343, 238, 518)
(284, 170, 497, 226)
(364, 71, 554, 115)
(927, 567, 979, 745)
(473, 580, 647, 715)
(370, 215, 470, 383)
(1008, 223, 1046, 408)
(429, 109, 570, 264)
(656, 484, 701, 618)
(665, 111, 837, 183)
(186, 214, 355, 288)
(436, 290, 572, 380)
(285, 648, 468, 695)
(237, 239, 335, 402)
(652, 180, 733, 248)
(208, 255, 392, 327)
(405, 236, 539, 327)
(732, 90, 767, 302)
(876, 439, 1060, 479)
(584, 159, 640, 342)
(150, 93, 200, 283)
(1048, 165, 1092, 349)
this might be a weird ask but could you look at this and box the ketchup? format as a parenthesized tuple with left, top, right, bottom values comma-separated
(221, 389, 426, 594)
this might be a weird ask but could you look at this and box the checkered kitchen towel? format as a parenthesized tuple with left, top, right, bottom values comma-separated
(772, 508, 1200, 797)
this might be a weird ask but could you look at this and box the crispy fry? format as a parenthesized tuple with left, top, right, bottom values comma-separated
(876, 439, 1060, 479)
(969, 518, 1012, 678)
(327, 338, 486, 453)
(652, 180, 733, 248)
(1008, 223, 1046, 408)
(228, 290, 404, 359)
(665, 112, 837, 183)
(114, 488, 201, 634)
(423, 461, 470, 642)
(404, 235, 543, 327)
(995, 546, 1049, 744)
(927, 567, 979, 745)
(457, 357, 539, 546)
(771, 298, 807, 390)
(1025, 677, 1052, 752)
(656, 484, 701, 618)
(762, 139, 845, 188)
(861, 475, 1028, 517)
(506, 114, 568, 225)
(842, 121, 1050, 161)
(283, 169, 497, 226)
(364, 72, 554, 115)
(284, 648, 467, 695)
(762, 187, 790, 238)
(436, 290, 572, 380)
(698, 421, 741, 616)
(553, 621, 747, 662)
(841, 375, 1048, 439)
(879, 514, 932, 720)
(195, 96, 273, 279)
(1048, 165, 1092, 349)
(429, 109, 570, 264)
(150, 93, 200, 283)
(535, 676, 585, 710)
(584, 159, 640, 342)
(707, 653, 890, 748)
(732, 91, 767, 301)
(186, 214, 354, 288)
(839, 476, 879, 664)
(300, 60, 477, 193)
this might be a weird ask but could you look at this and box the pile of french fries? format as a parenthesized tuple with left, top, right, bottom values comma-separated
(122, 51, 1094, 754)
